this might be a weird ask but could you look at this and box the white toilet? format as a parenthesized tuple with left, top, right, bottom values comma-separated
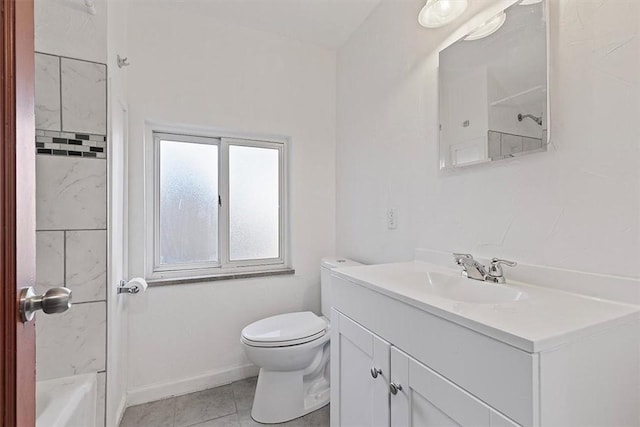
(241, 257, 362, 424)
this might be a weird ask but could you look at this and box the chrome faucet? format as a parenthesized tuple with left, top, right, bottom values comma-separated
(453, 253, 487, 281)
(453, 253, 517, 284)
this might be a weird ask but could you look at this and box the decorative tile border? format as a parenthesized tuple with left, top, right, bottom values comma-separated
(36, 129, 106, 158)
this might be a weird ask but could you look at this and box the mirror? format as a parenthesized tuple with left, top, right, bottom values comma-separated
(438, 0, 548, 169)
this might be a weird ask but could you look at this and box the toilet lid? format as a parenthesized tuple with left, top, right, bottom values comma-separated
(241, 311, 327, 346)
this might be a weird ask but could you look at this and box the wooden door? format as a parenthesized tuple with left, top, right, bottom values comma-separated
(330, 309, 390, 427)
(1, 0, 36, 425)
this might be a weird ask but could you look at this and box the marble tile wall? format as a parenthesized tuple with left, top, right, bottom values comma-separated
(34, 54, 61, 130)
(36, 301, 106, 380)
(36, 155, 107, 230)
(34, 51, 108, 426)
(35, 52, 107, 138)
(66, 230, 107, 303)
(488, 130, 544, 160)
(61, 58, 107, 135)
(35, 231, 64, 295)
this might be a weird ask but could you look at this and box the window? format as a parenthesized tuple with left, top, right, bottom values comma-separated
(149, 130, 288, 280)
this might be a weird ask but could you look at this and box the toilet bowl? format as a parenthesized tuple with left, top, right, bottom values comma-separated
(241, 311, 330, 423)
(241, 257, 362, 424)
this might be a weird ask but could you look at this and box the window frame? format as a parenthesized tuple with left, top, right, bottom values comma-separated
(146, 124, 290, 282)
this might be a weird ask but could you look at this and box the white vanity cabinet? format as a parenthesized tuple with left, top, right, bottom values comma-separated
(329, 267, 640, 427)
(331, 309, 518, 427)
(390, 347, 517, 427)
(330, 311, 390, 427)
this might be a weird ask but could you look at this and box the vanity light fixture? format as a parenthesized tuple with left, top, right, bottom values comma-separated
(418, 0, 468, 28)
(83, 0, 97, 15)
(464, 11, 506, 41)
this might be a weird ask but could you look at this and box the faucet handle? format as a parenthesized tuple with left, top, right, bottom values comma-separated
(491, 258, 517, 268)
(453, 253, 473, 264)
(488, 258, 517, 277)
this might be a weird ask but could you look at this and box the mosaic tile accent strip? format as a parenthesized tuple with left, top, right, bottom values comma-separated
(36, 129, 106, 159)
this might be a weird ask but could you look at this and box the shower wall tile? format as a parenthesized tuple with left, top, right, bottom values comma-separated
(61, 58, 107, 135)
(97, 372, 106, 427)
(488, 131, 501, 159)
(34, 51, 109, 419)
(66, 230, 107, 303)
(35, 231, 65, 295)
(35, 53, 61, 131)
(522, 136, 542, 152)
(36, 156, 106, 230)
(501, 134, 523, 156)
(36, 301, 106, 381)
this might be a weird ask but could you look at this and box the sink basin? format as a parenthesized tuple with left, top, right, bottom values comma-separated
(424, 272, 528, 304)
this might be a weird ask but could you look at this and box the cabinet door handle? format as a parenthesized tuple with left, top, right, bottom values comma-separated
(370, 367, 382, 379)
(389, 382, 403, 395)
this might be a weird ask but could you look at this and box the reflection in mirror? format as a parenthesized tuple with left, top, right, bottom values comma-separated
(439, 0, 548, 169)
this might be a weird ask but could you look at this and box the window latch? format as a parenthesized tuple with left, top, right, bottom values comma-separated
(218, 195, 222, 207)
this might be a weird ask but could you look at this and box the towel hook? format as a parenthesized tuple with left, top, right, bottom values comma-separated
(117, 55, 130, 68)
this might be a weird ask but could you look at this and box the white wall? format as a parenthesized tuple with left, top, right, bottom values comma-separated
(336, 0, 640, 279)
(125, 2, 336, 402)
(106, 0, 129, 424)
(35, 0, 107, 63)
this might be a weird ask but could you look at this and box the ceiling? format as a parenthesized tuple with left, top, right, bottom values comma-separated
(165, 0, 383, 50)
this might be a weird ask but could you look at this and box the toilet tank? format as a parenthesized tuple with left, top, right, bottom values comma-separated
(320, 257, 363, 318)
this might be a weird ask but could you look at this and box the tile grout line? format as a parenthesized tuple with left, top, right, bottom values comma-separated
(36, 51, 107, 67)
(63, 230, 67, 288)
(59, 56, 63, 131)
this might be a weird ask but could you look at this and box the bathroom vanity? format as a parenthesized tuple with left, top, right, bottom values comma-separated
(329, 261, 640, 427)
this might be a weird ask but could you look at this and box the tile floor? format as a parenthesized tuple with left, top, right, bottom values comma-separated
(120, 377, 330, 427)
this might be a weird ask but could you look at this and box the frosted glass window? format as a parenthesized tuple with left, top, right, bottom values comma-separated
(159, 139, 218, 265)
(150, 131, 287, 279)
(229, 145, 280, 261)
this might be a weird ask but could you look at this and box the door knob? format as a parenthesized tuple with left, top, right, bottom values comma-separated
(371, 367, 382, 379)
(389, 382, 403, 395)
(19, 286, 72, 322)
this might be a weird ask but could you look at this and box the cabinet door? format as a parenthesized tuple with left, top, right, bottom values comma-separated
(390, 347, 519, 427)
(331, 309, 390, 427)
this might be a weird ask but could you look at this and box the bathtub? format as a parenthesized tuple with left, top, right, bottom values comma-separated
(36, 373, 97, 427)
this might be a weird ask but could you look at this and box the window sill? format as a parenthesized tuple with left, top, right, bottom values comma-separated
(146, 268, 295, 287)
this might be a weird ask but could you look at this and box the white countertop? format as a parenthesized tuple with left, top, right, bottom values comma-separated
(333, 261, 640, 352)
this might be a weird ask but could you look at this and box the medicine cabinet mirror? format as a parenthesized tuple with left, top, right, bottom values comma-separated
(438, 0, 548, 169)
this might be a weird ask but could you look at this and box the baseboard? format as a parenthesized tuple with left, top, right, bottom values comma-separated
(126, 364, 259, 407)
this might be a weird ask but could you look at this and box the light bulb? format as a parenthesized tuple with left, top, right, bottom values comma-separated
(418, 0, 468, 28)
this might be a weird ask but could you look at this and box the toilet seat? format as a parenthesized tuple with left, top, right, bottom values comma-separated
(241, 311, 327, 348)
